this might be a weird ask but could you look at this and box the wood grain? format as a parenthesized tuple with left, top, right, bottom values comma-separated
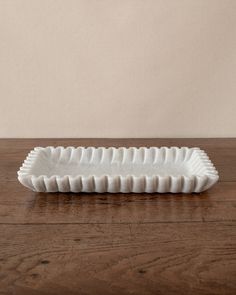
(0, 139, 236, 294)
(0, 182, 236, 224)
(0, 223, 236, 295)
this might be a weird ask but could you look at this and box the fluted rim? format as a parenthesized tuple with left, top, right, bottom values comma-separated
(17, 146, 219, 193)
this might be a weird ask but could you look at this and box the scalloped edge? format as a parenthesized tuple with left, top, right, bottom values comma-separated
(17, 146, 219, 193)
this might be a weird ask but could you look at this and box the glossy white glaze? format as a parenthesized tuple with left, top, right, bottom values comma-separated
(18, 147, 219, 193)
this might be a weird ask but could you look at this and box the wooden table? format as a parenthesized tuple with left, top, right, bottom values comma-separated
(0, 139, 236, 295)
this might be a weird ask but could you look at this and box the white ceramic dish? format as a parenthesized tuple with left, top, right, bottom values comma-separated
(17, 146, 219, 193)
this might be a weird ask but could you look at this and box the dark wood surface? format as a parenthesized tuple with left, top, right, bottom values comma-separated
(0, 139, 236, 295)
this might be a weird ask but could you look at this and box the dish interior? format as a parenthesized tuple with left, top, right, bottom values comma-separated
(28, 147, 205, 177)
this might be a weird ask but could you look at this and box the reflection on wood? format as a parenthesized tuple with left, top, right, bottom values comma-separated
(0, 139, 236, 294)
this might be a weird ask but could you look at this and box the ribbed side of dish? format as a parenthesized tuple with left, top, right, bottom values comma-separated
(17, 147, 219, 193)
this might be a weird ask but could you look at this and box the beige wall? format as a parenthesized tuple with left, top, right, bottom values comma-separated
(0, 0, 236, 138)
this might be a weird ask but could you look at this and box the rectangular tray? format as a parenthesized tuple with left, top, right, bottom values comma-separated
(17, 146, 219, 193)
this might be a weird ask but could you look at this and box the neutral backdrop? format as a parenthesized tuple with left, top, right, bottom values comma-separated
(0, 0, 235, 138)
